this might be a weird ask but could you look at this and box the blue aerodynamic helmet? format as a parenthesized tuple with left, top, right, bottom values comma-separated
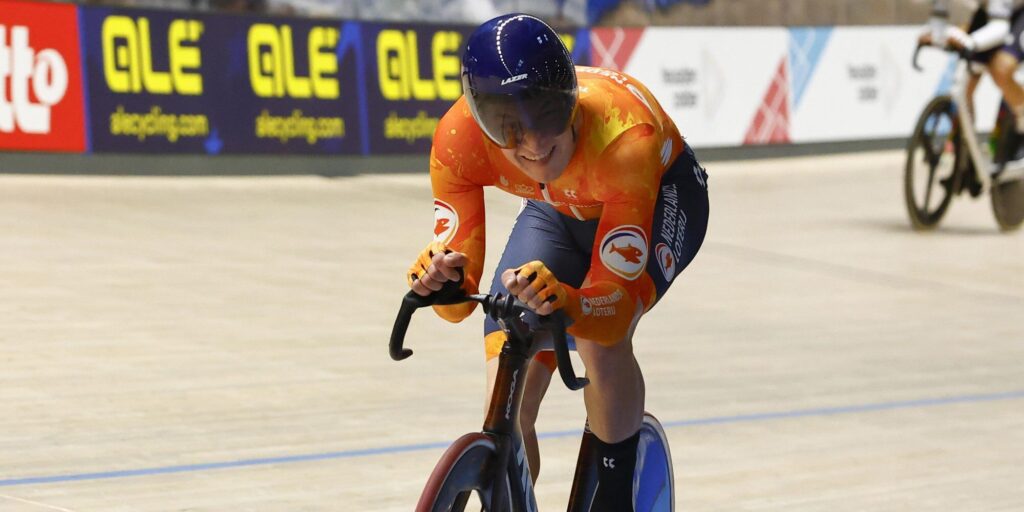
(461, 14, 578, 148)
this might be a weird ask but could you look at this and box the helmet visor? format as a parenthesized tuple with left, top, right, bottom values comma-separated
(465, 83, 577, 149)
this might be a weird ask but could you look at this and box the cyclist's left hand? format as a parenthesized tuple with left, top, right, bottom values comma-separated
(502, 261, 568, 316)
(944, 26, 975, 51)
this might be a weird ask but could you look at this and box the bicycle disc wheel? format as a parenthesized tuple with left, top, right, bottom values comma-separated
(991, 175, 1024, 231)
(416, 433, 506, 512)
(905, 96, 960, 230)
(635, 412, 675, 512)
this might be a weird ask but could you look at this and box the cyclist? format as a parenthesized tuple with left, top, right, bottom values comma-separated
(406, 13, 708, 510)
(921, 0, 1024, 168)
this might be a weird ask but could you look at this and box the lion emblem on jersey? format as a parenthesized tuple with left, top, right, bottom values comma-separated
(433, 199, 459, 244)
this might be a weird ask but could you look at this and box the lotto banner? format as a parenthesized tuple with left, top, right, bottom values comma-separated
(361, 23, 590, 154)
(0, 0, 87, 153)
(80, 7, 364, 154)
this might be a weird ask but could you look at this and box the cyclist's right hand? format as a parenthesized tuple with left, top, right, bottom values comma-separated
(407, 241, 467, 297)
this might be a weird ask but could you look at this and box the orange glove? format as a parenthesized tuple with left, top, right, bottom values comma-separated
(407, 241, 467, 297)
(503, 261, 570, 316)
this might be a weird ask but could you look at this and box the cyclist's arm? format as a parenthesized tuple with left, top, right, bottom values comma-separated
(971, 1, 1013, 51)
(971, 21, 1011, 51)
(426, 112, 488, 323)
(561, 126, 662, 345)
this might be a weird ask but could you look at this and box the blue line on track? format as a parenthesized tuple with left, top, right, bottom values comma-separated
(2, 389, 1021, 488)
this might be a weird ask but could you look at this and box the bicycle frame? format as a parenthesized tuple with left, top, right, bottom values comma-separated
(483, 336, 539, 511)
(948, 57, 998, 192)
(391, 287, 588, 511)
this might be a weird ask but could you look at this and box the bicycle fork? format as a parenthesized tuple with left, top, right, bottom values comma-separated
(484, 345, 539, 512)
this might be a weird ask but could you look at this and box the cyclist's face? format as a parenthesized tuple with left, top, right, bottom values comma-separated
(500, 117, 578, 183)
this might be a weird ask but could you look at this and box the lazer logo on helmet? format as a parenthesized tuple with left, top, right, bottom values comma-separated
(0, 25, 68, 135)
(501, 73, 528, 85)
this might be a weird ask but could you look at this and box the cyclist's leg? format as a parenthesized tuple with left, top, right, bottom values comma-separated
(484, 199, 593, 479)
(989, 8, 1024, 146)
(964, 7, 997, 118)
(989, 51, 1023, 111)
(573, 145, 709, 511)
(965, 70, 982, 118)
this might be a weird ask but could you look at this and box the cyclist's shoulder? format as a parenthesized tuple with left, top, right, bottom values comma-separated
(576, 66, 662, 110)
(575, 67, 681, 181)
(432, 96, 490, 172)
(434, 96, 479, 141)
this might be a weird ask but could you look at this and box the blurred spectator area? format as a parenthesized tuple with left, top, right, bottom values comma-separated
(595, 0, 980, 27)
(76, 0, 588, 26)
(67, 0, 982, 27)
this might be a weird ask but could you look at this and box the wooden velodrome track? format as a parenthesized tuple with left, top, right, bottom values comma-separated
(1, 150, 1022, 511)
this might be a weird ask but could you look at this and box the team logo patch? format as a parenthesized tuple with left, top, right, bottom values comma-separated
(655, 243, 676, 282)
(580, 296, 593, 316)
(432, 199, 459, 244)
(599, 225, 649, 281)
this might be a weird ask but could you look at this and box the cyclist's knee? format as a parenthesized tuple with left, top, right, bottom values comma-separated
(990, 53, 1019, 85)
(574, 335, 635, 377)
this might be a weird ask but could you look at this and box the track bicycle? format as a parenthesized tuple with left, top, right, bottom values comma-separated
(905, 41, 1024, 231)
(390, 281, 675, 511)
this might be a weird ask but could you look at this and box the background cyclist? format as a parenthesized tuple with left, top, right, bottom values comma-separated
(922, 0, 1024, 169)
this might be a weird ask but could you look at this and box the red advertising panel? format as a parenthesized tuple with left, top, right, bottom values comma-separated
(0, 0, 87, 152)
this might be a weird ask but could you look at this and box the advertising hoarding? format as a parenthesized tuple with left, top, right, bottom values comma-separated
(0, 0, 87, 153)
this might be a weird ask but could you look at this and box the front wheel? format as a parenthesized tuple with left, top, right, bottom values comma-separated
(904, 96, 961, 230)
(635, 412, 675, 512)
(416, 433, 506, 512)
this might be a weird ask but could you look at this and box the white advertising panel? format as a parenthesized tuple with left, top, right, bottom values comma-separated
(593, 27, 789, 148)
(790, 27, 1001, 143)
(593, 25, 1006, 149)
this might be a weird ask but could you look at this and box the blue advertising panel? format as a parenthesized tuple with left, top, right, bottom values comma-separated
(80, 7, 364, 154)
(361, 21, 473, 155)
(209, 16, 364, 154)
(81, 7, 218, 153)
(78, 4, 587, 156)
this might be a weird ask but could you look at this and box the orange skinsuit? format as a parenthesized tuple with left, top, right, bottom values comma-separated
(427, 66, 684, 356)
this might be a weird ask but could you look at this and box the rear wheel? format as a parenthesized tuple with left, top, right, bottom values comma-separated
(991, 176, 1024, 231)
(417, 433, 507, 512)
(905, 96, 960, 230)
(635, 412, 675, 512)
(990, 107, 1024, 231)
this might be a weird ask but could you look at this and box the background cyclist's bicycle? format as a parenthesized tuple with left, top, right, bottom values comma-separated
(905, 42, 1024, 231)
